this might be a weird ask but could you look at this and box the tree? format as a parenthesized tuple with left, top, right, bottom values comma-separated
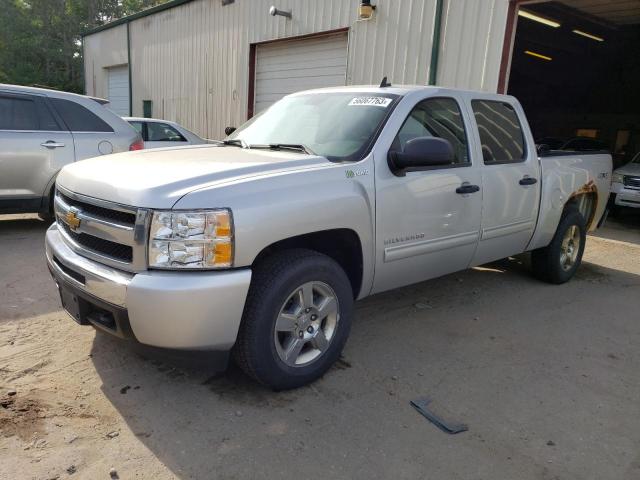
(0, 0, 168, 92)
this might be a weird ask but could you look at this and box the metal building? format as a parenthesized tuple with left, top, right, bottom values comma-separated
(83, 0, 640, 145)
(82, 0, 509, 138)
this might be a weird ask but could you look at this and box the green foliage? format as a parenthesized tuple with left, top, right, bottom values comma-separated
(0, 0, 168, 92)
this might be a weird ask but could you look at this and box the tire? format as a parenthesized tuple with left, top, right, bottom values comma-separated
(531, 206, 586, 284)
(233, 249, 354, 390)
(38, 212, 54, 223)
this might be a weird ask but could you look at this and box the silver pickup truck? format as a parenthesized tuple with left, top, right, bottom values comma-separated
(45, 85, 612, 389)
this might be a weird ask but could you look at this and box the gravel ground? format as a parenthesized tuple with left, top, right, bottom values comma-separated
(1, 212, 639, 480)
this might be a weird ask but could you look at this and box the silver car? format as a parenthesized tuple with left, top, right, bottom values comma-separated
(124, 117, 208, 149)
(0, 84, 142, 216)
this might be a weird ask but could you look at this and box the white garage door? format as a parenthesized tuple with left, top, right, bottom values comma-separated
(254, 33, 348, 113)
(107, 65, 130, 116)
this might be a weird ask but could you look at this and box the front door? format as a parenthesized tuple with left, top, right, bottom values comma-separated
(372, 97, 483, 294)
(0, 92, 74, 212)
(468, 99, 540, 266)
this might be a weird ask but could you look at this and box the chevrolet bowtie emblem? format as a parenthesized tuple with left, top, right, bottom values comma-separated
(65, 210, 81, 231)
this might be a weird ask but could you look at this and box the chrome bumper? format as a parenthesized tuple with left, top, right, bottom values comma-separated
(46, 223, 132, 306)
(46, 224, 252, 350)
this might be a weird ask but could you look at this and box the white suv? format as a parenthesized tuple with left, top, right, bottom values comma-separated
(610, 153, 640, 212)
(0, 84, 142, 217)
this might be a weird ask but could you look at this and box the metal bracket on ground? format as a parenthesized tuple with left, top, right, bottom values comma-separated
(410, 397, 468, 434)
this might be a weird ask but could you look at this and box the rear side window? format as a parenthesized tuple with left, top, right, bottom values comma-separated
(472, 100, 526, 164)
(49, 98, 114, 132)
(0, 96, 38, 130)
(38, 101, 62, 130)
(147, 122, 186, 142)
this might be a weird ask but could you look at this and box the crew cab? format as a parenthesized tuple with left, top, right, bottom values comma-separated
(45, 86, 612, 389)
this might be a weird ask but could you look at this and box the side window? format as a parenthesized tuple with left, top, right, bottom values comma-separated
(471, 100, 526, 164)
(391, 97, 469, 166)
(49, 98, 114, 132)
(129, 121, 146, 140)
(37, 101, 63, 131)
(147, 122, 186, 142)
(0, 96, 38, 130)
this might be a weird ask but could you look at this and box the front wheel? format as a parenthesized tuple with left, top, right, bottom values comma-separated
(531, 207, 586, 284)
(233, 249, 354, 390)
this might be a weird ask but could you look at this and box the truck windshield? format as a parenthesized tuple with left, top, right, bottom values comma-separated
(228, 92, 400, 162)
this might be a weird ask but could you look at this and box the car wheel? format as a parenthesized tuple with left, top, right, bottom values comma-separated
(233, 249, 354, 390)
(531, 206, 586, 284)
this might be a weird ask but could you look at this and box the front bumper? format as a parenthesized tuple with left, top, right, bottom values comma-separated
(611, 183, 640, 208)
(45, 224, 252, 350)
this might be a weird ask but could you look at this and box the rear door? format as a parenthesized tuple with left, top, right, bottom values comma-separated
(468, 98, 540, 266)
(48, 97, 119, 158)
(0, 92, 74, 212)
(372, 96, 483, 294)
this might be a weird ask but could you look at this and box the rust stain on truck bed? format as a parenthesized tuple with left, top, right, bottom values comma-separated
(569, 181, 598, 229)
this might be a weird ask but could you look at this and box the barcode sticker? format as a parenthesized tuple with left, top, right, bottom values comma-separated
(348, 97, 393, 107)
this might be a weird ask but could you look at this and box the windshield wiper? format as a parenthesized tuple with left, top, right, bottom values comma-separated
(222, 138, 248, 148)
(249, 143, 315, 155)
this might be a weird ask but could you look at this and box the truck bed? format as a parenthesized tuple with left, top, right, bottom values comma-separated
(527, 151, 612, 251)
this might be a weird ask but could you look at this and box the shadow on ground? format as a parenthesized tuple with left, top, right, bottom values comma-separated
(90, 256, 640, 480)
(594, 208, 640, 245)
(0, 215, 58, 321)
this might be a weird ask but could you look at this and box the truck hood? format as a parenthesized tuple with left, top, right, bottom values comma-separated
(614, 162, 640, 177)
(56, 145, 330, 208)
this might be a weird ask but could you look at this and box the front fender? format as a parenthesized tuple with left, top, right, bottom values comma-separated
(173, 157, 376, 296)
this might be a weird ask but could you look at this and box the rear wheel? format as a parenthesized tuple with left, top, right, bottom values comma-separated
(233, 249, 353, 390)
(531, 207, 586, 284)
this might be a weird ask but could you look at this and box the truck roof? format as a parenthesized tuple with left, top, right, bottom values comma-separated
(289, 84, 516, 103)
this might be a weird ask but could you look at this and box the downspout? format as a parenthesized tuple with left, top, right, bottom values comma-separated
(428, 0, 445, 85)
(126, 22, 133, 116)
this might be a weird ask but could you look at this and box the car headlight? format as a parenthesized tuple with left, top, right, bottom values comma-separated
(148, 209, 233, 269)
(612, 172, 624, 184)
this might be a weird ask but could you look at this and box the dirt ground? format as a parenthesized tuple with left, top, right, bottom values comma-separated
(1, 211, 639, 480)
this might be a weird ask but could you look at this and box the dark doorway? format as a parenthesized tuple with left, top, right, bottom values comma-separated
(507, 1, 640, 168)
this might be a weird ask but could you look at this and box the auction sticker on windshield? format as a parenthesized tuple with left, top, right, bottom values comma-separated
(348, 97, 393, 107)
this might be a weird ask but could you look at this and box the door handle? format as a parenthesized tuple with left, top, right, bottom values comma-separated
(456, 183, 480, 194)
(519, 176, 537, 186)
(41, 141, 65, 149)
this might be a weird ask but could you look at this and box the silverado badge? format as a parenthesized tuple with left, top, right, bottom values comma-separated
(65, 210, 81, 231)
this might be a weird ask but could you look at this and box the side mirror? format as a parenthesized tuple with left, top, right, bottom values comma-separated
(388, 137, 454, 175)
(224, 126, 236, 136)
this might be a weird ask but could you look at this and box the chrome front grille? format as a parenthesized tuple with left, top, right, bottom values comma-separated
(58, 222, 133, 262)
(58, 191, 137, 225)
(623, 175, 640, 190)
(54, 187, 150, 272)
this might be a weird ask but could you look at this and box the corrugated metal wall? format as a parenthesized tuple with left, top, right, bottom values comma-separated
(438, 0, 509, 92)
(84, 0, 510, 139)
(83, 23, 128, 104)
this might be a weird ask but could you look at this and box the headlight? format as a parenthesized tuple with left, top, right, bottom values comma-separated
(148, 209, 233, 269)
(612, 172, 624, 184)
